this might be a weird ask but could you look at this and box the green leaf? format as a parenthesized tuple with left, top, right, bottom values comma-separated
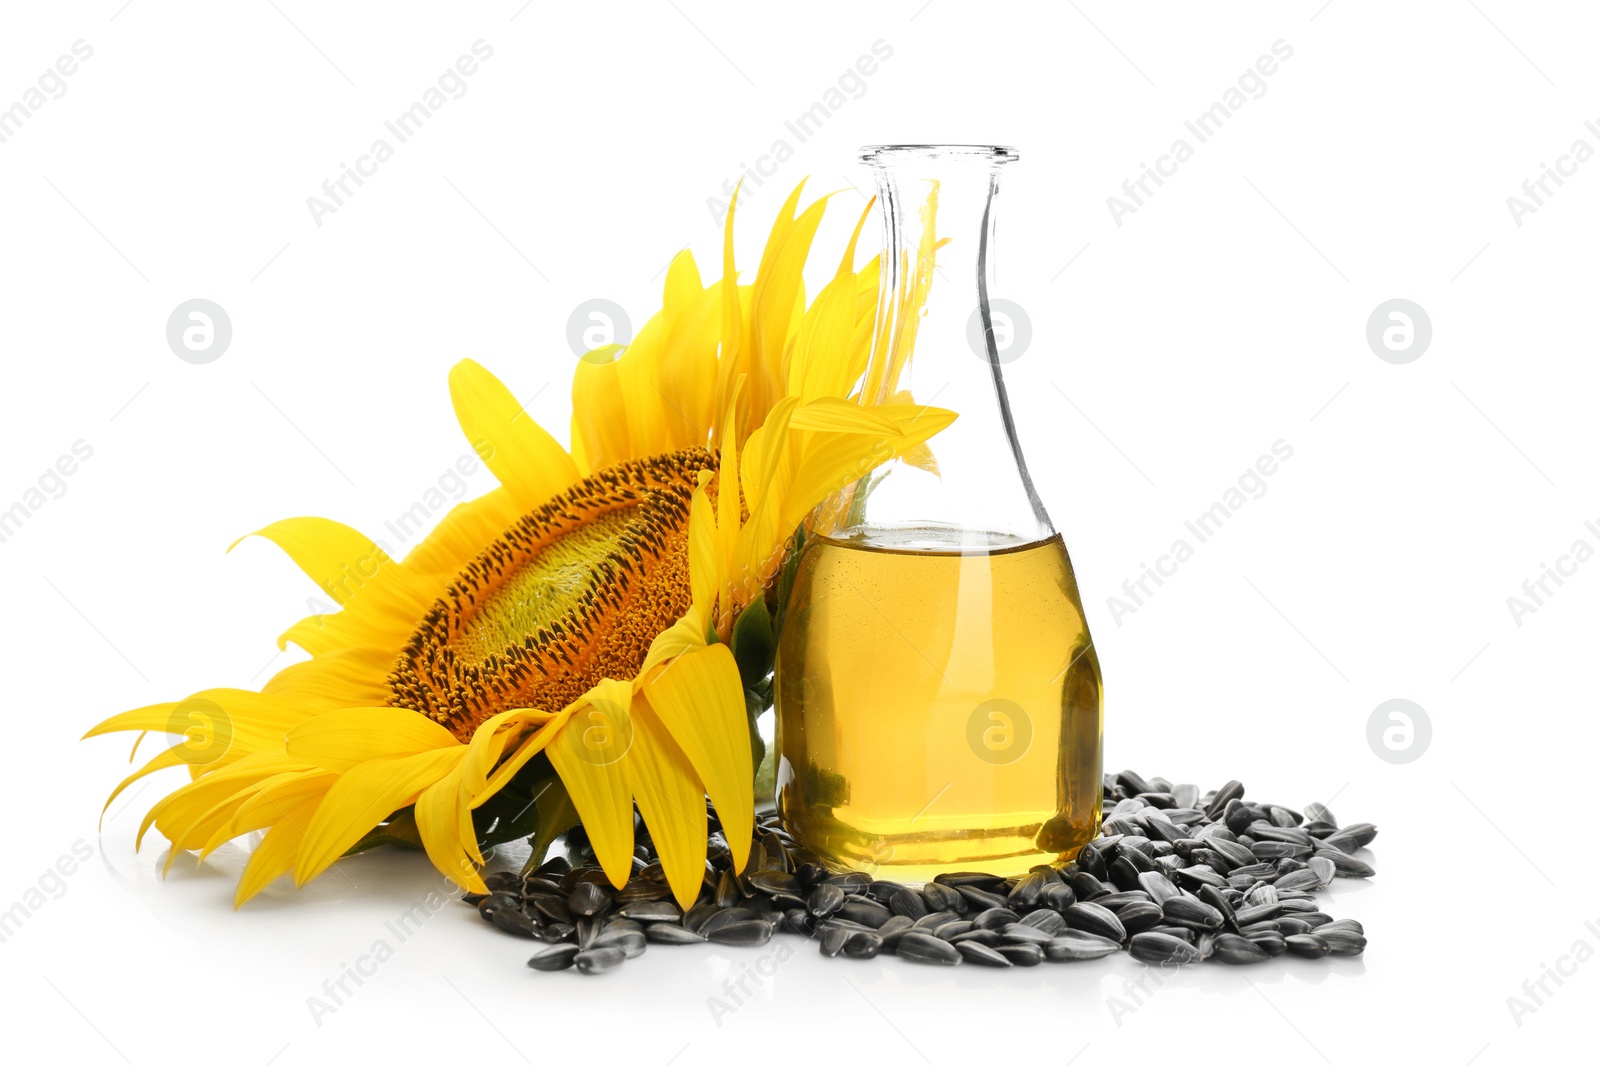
(730, 595, 776, 691)
(521, 777, 581, 875)
(344, 806, 425, 856)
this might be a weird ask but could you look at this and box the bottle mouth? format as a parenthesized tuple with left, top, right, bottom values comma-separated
(858, 144, 1019, 166)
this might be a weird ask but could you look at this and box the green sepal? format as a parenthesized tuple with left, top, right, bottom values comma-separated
(730, 595, 776, 692)
(344, 806, 425, 856)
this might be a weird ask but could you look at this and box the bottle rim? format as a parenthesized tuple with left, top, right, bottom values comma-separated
(858, 144, 1019, 166)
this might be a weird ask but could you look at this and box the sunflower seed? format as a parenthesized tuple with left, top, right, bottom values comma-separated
(1321, 929, 1367, 955)
(998, 942, 1045, 966)
(1235, 903, 1283, 926)
(1138, 870, 1180, 905)
(575, 881, 616, 917)
(819, 923, 852, 957)
(645, 923, 706, 945)
(876, 915, 915, 950)
(1117, 900, 1164, 934)
(1285, 933, 1330, 958)
(958, 941, 1012, 966)
(896, 932, 962, 965)
(1044, 932, 1122, 961)
(889, 888, 928, 921)
(1020, 909, 1067, 936)
(1064, 901, 1125, 942)
(1205, 780, 1245, 820)
(1304, 802, 1336, 827)
(1243, 929, 1287, 956)
(843, 931, 883, 958)
(808, 882, 846, 918)
(1162, 895, 1224, 931)
(1275, 869, 1323, 893)
(1130, 932, 1203, 965)
(839, 899, 893, 928)
(707, 920, 773, 946)
(922, 882, 962, 913)
(1323, 823, 1378, 853)
(592, 928, 646, 958)
(618, 900, 682, 924)
(570, 946, 626, 974)
(1308, 856, 1336, 886)
(933, 919, 973, 942)
(527, 943, 581, 971)
(490, 907, 540, 938)
(1002, 924, 1054, 945)
(973, 907, 1022, 931)
(1319, 849, 1376, 879)
(1172, 783, 1200, 809)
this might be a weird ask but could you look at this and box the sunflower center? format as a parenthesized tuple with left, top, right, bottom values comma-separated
(451, 507, 637, 670)
(388, 449, 717, 739)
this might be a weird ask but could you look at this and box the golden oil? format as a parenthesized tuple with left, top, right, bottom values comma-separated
(775, 526, 1102, 882)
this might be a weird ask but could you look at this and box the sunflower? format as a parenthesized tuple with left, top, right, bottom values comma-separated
(84, 182, 955, 911)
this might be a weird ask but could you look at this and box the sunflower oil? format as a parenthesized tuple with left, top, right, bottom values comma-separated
(775, 525, 1102, 882)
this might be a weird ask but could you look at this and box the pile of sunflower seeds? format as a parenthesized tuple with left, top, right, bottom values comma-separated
(465, 771, 1375, 973)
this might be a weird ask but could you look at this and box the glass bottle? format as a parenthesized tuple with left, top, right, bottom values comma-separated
(774, 145, 1103, 881)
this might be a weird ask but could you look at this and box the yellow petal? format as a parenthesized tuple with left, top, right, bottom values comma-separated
(235, 795, 323, 908)
(449, 358, 580, 509)
(644, 644, 753, 873)
(569, 353, 632, 473)
(623, 695, 707, 909)
(285, 707, 460, 773)
(546, 681, 637, 888)
(415, 756, 486, 893)
(230, 517, 390, 608)
(293, 746, 465, 886)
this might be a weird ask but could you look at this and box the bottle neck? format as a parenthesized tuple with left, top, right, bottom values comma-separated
(840, 148, 1053, 548)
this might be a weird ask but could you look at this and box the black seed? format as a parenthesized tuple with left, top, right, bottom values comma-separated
(1064, 901, 1125, 942)
(973, 907, 1022, 931)
(490, 907, 539, 938)
(839, 899, 893, 928)
(834, 931, 880, 959)
(1285, 933, 1330, 958)
(921, 882, 962, 913)
(998, 942, 1045, 966)
(569, 882, 612, 917)
(1044, 931, 1122, 960)
(1117, 769, 1153, 796)
(1020, 909, 1067, 936)
(1002, 924, 1054, 945)
(808, 882, 846, 918)
(896, 932, 963, 965)
(1321, 929, 1367, 955)
(527, 943, 580, 971)
(1205, 780, 1245, 820)
(1117, 900, 1164, 934)
(573, 946, 626, 974)
(957, 941, 1012, 967)
(645, 923, 706, 945)
(1244, 929, 1287, 956)
(1211, 932, 1270, 964)
(889, 888, 929, 921)
(619, 900, 683, 924)
(592, 928, 646, 958)
(1129, 932, 1203, 965)
(707, 920, 774, 946)
(819, 923, 852, 957)
(1162, 895, 1224, 931)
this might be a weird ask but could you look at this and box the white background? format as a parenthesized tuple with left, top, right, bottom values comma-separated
(1, 2, 1595, 1062)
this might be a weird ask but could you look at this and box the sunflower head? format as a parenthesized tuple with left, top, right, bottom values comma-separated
(388, 449, 717, 740)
